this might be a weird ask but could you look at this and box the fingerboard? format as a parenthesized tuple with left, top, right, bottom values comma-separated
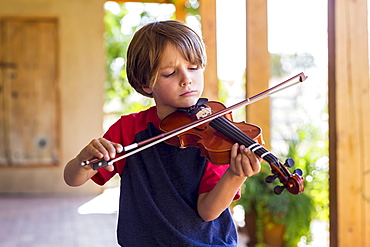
(209, 117, 280, 167)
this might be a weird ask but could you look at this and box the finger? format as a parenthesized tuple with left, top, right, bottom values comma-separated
(236, 147, 259, 176)
(90, 139, 112, 160)
(250, 154, 261, 173)
(113, 143, 124, 154)
(242, 148, 261, 174)
(104, 164, 115, 172)
(239, 147, 253, 176)
(231, 143, 239, 160)
(231, 143, 243, 168)
(88, 145, 105, 160)
(97, 138, 122, 159)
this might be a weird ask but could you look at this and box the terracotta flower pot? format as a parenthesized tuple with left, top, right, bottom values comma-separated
(241, 207, 285, 247)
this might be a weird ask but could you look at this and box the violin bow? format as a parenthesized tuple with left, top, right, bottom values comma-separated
(82, 72, 307, 169)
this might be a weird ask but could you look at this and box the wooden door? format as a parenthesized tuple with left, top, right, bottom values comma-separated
(0, 17, 59, 166)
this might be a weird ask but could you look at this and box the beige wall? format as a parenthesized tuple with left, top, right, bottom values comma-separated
(0, 0, 106, 194)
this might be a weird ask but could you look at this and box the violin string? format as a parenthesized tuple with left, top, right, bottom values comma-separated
(209, 117, 289, 175)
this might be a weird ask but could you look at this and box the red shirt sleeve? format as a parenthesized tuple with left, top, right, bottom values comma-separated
(198, 161, 241, 200)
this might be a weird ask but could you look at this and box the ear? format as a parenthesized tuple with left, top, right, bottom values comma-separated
(142, 86, 153, 95)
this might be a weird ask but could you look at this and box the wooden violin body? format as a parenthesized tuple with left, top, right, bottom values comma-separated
(160, 101, 264, 165)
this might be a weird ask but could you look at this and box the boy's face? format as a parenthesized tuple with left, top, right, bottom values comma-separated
(143, 43, 204, 119)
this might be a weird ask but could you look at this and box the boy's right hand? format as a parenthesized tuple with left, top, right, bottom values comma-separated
(78, 138, 123, 172)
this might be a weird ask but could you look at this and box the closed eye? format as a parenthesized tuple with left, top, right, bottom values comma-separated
(189, 65, 198, 71)
(163, 71, 175, 78)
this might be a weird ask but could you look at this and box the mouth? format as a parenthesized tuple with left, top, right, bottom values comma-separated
(180, 90, 197, 97)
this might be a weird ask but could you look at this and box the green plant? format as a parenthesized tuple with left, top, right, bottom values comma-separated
(239, 162, 314, 247)
(280, 121, 329, 222)
(237, 120, 328, 247)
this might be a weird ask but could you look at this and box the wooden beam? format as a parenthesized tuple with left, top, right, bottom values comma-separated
(110, 0, 187, 22)
(112, 0, 172, 3)
(173, 0, 187, 22)
(199, 0, 218, 101)
(328, 0, 370, 246)
(245, 0, 270, 148)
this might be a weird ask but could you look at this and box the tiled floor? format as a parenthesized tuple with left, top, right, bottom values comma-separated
(0, 188, 329, 247)
(0, 193, 119, 247)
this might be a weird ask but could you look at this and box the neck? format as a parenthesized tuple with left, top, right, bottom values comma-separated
(156, 107, 177, 120)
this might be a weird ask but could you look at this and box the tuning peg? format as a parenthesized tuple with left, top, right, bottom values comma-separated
(284, 158, 295, 168)
(265, 174, 279, 183)
(273, 185, 285, 195)
(294, 168, 303, 176)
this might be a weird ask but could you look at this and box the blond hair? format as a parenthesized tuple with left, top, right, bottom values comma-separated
(126, 20, 207, 97)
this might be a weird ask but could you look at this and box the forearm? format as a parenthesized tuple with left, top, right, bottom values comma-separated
(64, 157, 97, 187)
(197, 169, 246, 221)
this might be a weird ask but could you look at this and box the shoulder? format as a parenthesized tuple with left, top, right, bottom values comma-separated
(104, 106, 159, 144)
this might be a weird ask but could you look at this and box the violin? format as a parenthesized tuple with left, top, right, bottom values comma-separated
(161, 100, 304, 195)
(81, 72, 307, 195)
(160, 100, 264, 165)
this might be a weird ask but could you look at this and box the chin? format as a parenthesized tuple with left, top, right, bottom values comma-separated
(181, 98, 199, 108)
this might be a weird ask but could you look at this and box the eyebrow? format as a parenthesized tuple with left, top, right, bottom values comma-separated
(159, 60, 200, 69)
(158, 65, 174, 71)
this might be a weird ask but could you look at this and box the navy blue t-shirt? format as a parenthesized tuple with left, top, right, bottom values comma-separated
(92, 107, 238, 247)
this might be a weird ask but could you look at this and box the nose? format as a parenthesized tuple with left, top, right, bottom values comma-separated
(180, 70, 192, 87)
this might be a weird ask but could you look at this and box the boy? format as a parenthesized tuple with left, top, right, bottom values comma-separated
(64, 20, 261, 246)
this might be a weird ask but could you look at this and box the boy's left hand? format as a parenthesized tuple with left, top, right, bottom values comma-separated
(228, 143, 261, 177)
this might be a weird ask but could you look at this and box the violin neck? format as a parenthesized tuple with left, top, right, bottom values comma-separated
(209, 117, 279, 166)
